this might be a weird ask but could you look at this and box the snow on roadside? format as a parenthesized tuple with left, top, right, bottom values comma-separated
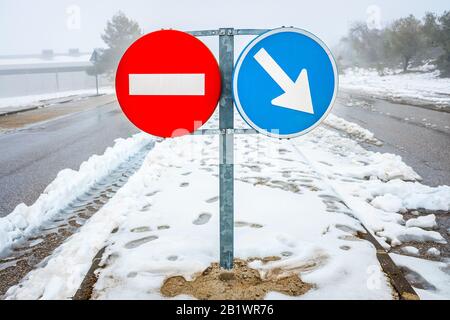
(296, 128, 449, 248)
(5, 133, 392, 300)
(0, 132, 152, 255)
(0, 87, 115, 110)
(340, 68, 450, 108)
(6, 119, 450, 300)
(324, 114, 381, 145)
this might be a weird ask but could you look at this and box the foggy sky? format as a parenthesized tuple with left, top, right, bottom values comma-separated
(0, 0, 448, 55)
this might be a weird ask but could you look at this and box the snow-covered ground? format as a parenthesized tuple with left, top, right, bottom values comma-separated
(340, 68, 450, 109)
(0, 87, 115, 111)
(4, 114, 449, 300)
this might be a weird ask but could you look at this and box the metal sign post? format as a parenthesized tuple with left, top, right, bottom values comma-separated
(187, 28, 268, 270)
(90, 49, 100, 96)
(218, 28, 234, 270)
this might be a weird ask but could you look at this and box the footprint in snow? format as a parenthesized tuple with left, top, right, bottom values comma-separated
(205, 196, 218, 203)
(130, 226, 151, 233)
(282, 171, 291, 178)
(125, 235, 158, 249)
(157, 225, 170, 230)
(167, 255, 178, 261)
(318, 161, 332, 167)
(180, 182, 189, 187)
(140, 203, 152, 211)
(338, 235, 361, 242)
(145, 190, 160, 197)
(193, 213, 212, 225)
(235, 221, 263, 228)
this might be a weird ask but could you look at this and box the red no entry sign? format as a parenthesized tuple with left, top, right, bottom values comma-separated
(115, 30, 221, 138)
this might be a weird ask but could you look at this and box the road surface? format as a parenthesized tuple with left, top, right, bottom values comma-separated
(333, 92, 450, 187)
(0, 99, 138, 217)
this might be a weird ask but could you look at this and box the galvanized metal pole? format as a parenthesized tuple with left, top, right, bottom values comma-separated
(55, 72, 60, 92)
(95, 72, 99, 96)
(218, 28, 234, 270)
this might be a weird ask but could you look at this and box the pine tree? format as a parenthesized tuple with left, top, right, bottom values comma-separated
(90, 12, 142, 75)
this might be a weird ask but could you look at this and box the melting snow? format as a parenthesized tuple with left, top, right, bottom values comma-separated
(4, 114, 450, 300)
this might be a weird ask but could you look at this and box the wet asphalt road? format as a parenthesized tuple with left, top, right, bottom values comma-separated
(0, 101, 138, 217)
(333, 92, 450, 187)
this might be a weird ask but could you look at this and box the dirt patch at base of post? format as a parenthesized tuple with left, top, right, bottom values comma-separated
(160, 258, 313, 300)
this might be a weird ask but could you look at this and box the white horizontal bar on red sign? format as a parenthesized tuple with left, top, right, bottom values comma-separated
(128, 73, 205, 96)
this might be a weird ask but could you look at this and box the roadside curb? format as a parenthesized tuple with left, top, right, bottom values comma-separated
(358, 229, 420, 300)
(73, 247, 106, 300)
(0, 94, 110, 118)
(0, 105, 43, 117)
(340, 89, 450, 114)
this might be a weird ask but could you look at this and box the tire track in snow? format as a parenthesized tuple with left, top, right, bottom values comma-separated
(0, 142, 154, 298)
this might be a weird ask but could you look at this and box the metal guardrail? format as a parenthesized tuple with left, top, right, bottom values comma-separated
(0, 65, 90, 76)
(187, 29, 270, 37)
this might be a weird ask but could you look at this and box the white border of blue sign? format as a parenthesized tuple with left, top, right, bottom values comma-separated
(232, 27, 339, 139)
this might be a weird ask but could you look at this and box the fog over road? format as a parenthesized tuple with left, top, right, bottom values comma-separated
(332, 92, 450, 187)
(0, 101, 138, 217)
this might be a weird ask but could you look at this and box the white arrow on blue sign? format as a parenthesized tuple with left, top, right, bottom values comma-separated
(233, 27, 338, 138)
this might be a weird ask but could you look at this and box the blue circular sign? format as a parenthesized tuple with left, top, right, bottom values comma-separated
(233, 27, 338, 138)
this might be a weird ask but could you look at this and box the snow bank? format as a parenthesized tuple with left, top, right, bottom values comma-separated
(0, 132, 151, 254)
(340, 68, 450, 108)
(324, 114, 381, 145)
(365, 180, 450, 211)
